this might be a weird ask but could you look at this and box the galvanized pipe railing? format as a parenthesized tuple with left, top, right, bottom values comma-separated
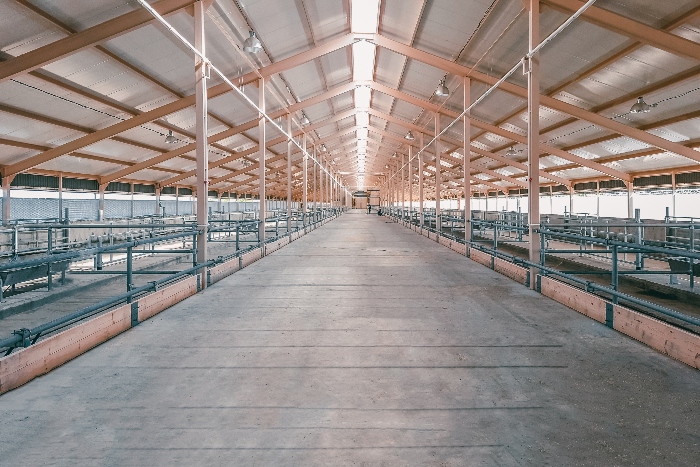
(0, 209, 343, 353)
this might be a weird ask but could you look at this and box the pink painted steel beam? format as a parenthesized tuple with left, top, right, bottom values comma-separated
(0, 0, 196, 83)
(542, 0, 700, 62)
(3, 38, 359, 178)
(370, 34, 700, 165)
(369, 81, 631, 182)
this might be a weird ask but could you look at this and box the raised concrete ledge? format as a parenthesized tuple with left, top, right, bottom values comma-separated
(613, 303, 700, 370)
(539, 275, 607, 324)
(394, 218, 700, 370)
(0, 216, 343, 395)
(0, 275, 202, 395)
(493, 257, 529, 285)
(540, 275, 700, 370)
(0, 303, 132, 394)
(470, 248, 493, 269)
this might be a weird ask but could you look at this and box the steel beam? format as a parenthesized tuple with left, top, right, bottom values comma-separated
(194, 1, 208, 289)
(370, 34, 700, 165)
(0, 0, 196, 83)
(528, 0, 541, 288)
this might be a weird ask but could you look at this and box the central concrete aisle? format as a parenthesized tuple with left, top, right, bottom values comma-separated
(0, 210, 698, 466)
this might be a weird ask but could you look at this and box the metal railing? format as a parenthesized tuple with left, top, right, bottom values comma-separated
(0, 207, 344, 355)
(384, 208, 700, 333)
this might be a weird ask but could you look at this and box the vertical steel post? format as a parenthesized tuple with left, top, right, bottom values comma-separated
(671, 172, 676, 217)
(408, 145, 413, 222)
(463, 76, 471, 242)
(258, 77, 266, 242)
(155, 187, 161, 217)
(327, 163, 331, 213)
(98, 184, 106, 221)
(194, 0, 209, 289)
(58, 174, 63, 222)
(689, 224, 695, 290)
(303, 134, 308, 225)
(626, 182, 634, 219)
(611, 244, 619, 304)
(418, 133, 424, 227)
(435, 113, 441, 232)
(401, 154, 405, 220)
(126, 242, 133, 304)
(130, 183, 135, 219)
(313, 149, 317, 221)
(527, 0, 541, 289)
(1, 175, 12, 226)
(287, 114, 292, 232)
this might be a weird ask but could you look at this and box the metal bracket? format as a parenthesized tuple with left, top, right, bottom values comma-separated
(12, 328, 31, 348)
(131, 302, 139, 327)
(522, 56, 531, 75)
(605, 302, 614, 328)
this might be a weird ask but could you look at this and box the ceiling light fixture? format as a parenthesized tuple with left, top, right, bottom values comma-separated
(435, 78, 450, 98)
(300, 112, 310, 126)
(405, 130, 415, 141)
(321, 144, 328, 152)
(243, 31, 263, 54)
(630, 96, 657, 114)
(164, 130, 178, 144)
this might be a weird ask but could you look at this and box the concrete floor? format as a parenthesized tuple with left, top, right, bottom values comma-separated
(0, 210, 698, 466)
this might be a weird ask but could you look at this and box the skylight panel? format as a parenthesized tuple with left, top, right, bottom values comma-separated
(351, 0, 380, 34)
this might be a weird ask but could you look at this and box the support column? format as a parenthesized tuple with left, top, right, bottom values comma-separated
(1, 175, 13, 226)
(258, 77, 266, 241)
(626, 181, 634, 218)
(327, 164, 331, 210)
(130, 183, 135, 219)
(569, 187, 574, 216)
(463, 76, 471, 242)
(155, 187, 161, 217)
(408, 146, 413, 218)
(303, 135, 308, 223)
(672, 172, 676, 217)
(435, 113, 441, 230)
(287, 114, 292, 231)
(419, 133, 424, 227)
(527, 0, 541, 287)
(313, 150, 317, 215)
(318, 157, 323, 211)
(394, 166, 398, 212)
(98, 184, 106, 221)
(58, 174, 64, 222)
(195, 0, 209, 288)
(401, 154, 405, 219)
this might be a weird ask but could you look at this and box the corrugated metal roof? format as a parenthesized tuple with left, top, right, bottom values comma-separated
(0, 0, 698, 197)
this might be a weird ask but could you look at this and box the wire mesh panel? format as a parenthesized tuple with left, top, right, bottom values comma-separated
(104, 200, 131, 219)
(64, 199, 99, 221)
(177, 200, 194, 215)
(160, 200, 178, 216)
(10, 198, 60, 221)
(133, 199, 156, 218)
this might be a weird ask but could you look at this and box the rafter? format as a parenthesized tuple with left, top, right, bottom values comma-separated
(371, 34, 700, 166)
(367, 108, 571, 187)
(541, 0, 700, 62)
(0, 0, 196, 83)
(369, 81, 631, 182)
(3, 38, 359, 178)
